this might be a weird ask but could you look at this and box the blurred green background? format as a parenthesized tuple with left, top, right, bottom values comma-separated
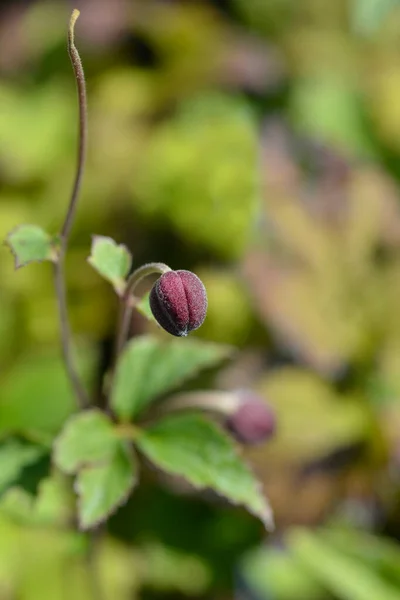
(1, 0, 400, 598)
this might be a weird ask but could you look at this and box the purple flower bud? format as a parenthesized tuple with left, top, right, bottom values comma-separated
(226, 391, 276, 445)
(149, 270, 208, 337)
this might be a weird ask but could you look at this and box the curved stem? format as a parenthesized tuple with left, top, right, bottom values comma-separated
(54, 9, 89, 409)
(62, 9, 87, 240)
(114, 262, 171, 359)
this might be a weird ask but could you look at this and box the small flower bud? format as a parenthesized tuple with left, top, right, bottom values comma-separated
(149, 269, 208, 337)
(226, 391, 276, 445)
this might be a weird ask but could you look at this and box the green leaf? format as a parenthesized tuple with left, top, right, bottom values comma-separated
(319, 528, 400, 587)
(76, 442, 136, 530)
(0, 472, 70, 528)
(0, 438, 45, 496)
(111, 335, 233, 421)
(87, 235, 132, 295)
(6, 224, 56, 268)
(290, 529, 400, 600)
(135, 413, 273, 530)
(53, 410, 117, 475)
(241, 545, 324, 600)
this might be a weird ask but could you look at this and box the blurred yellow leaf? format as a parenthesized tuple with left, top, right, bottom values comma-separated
(256, 368, 371, 461)
(195, 268, 254, 345)
(135, 93, 260, 259)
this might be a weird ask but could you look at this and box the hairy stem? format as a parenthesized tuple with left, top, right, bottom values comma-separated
(63, 9, 88, 240)
(114, 262, 171, 361)
(54, 263, 88, 407)
(143, 391, 241, 423)
(54, 9, 89, 409)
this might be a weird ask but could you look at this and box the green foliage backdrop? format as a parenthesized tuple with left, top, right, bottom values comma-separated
(1, 0, 400, 598)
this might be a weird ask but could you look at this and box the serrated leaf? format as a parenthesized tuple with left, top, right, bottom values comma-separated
(135, 413, 273, 530)
(76, 442, 136, 530)
(53, 410, 117, 475)
(87, 235, 132, 295)
(0, 438, 45, 496)
(111, 335, 233, 421)
(6, 224, 56, 268)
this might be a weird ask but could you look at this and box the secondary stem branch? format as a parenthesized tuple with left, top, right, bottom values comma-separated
(54, 9, 89, 409)
(114, 262, 171, 360)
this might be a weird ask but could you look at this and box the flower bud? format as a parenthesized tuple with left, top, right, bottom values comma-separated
(149, 269, 208, 337)
(226, 391, 276, 445)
